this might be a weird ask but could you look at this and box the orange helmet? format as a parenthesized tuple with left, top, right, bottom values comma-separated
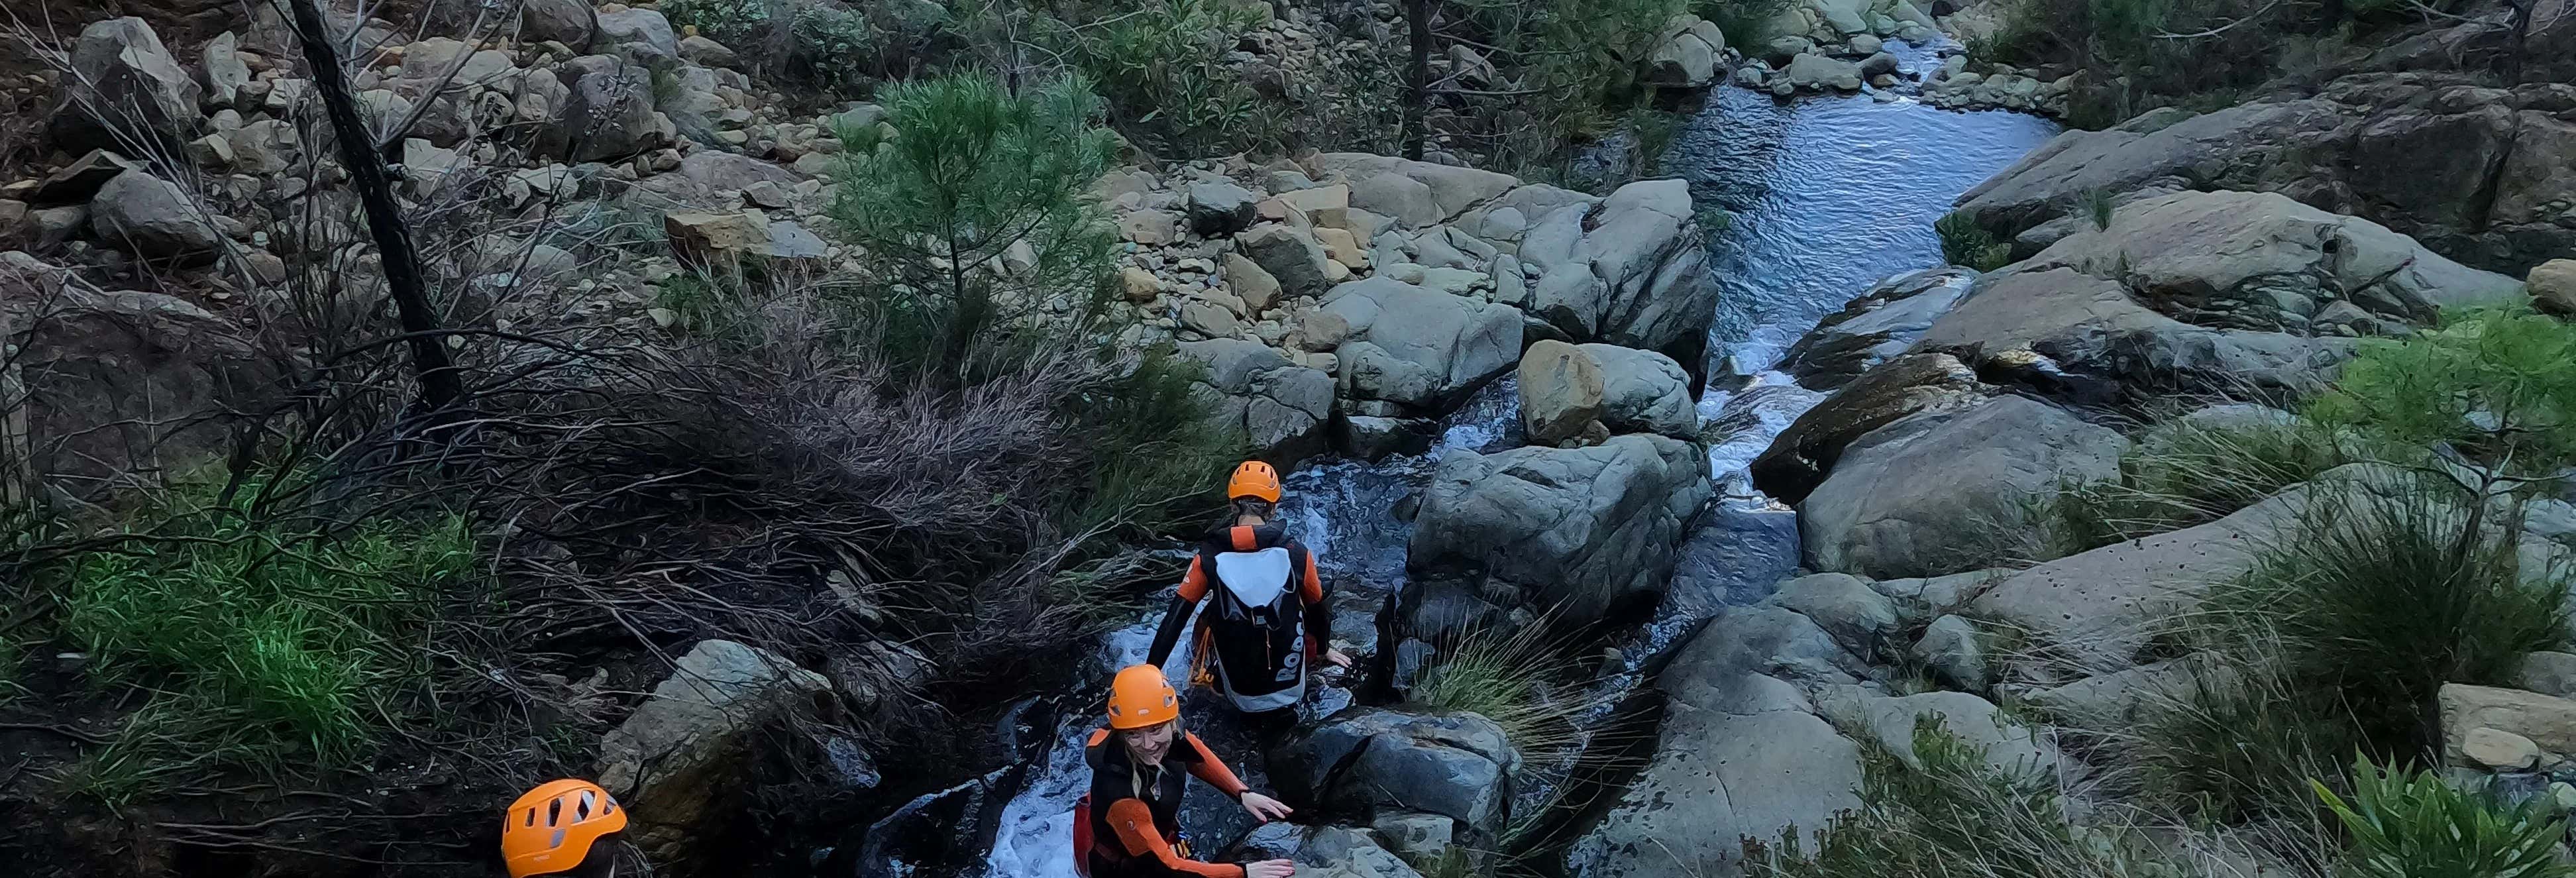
(1226, 461, 1283, 504)
(1106, 664, 1180, 730)
(502, 779, 628, 878)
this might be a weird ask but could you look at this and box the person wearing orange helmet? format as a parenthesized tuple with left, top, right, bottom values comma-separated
(1145, 461, 1351, 721)
(1076, 664, 1297, 878)
(501, 779, 627, 878)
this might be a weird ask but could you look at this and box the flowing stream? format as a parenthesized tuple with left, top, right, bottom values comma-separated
(964, 55, 2058, 878)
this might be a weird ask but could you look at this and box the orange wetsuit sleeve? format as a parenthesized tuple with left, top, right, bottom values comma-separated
(1300, 553, 1329, 658)
(1104, 797, 1246, 878)
(1299, 553, 1323, 604)
(1181, 732, 1250, 799)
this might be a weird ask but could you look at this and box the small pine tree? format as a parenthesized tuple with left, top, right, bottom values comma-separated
(828, 72, 1121, 384)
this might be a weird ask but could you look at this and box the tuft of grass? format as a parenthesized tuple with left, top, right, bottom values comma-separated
(1411, 622, 1614, 756)
(1934, 211, 2012, 272)
(53, 475, 476, 767)
(2036, 411, 2357, 553)
(2314, 755, 2573, 878)
(1748, 714, 2165, 877)
(2080, 188, 2116, 231)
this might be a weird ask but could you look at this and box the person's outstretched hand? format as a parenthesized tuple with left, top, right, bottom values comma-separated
(1323, 649, 1354, 669)
(1244, 859, 1297, 878)
(1241, 791, 1294, 822)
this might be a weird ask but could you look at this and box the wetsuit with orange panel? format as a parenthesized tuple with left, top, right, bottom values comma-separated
(1081, 728, 1253, 878)
(1145, 522, 1330, 714)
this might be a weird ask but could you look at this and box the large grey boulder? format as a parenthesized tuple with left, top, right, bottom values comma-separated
(553, 68, 667, 162)
(1801, 395, 2126, 578)
(1966, 465, 2392, 669)
(1912, 267, 2358, 409)
(1752, 353, 1986, 504)
(1188, 180, 1260, 237)
(2022, 190, 2523, 331)
(1517, 339, 1605, 445)
(1518, 180, 1717, 370)
(1954, 80, 2576, 275)
(1318, 276, 1521, 412)
(1178, 339, 1334, 463)
(1576, 613, 1865, 878)
(89, 171, 221, 261)
(1584, 344, 1697, 438)
(56, 18, 201, 148)
(1271, 709, 1519, 842)
(1783, 52, 1864, 91)
(600, 639, 829, 867)
(1765, 573, 1900, 655)
(521, 0, 600, 50)
(1412, 434, 1710, 626)
(2, 254, 262, 499)
(596, 9, 680, 62)
(1305, 153, 1520, 226)
(1240, 224, 1336, 300)
(1778, 267, 1978, 390)
(1646, 17, 1725, 88)
(1517, 341, 1695, 445)
(2027, 655, 2238, 726)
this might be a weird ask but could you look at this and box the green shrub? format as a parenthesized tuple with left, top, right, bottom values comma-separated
(1695, 0, 1798, 51)
(2129, 653, 2357, 827)
(54, 476, 475, 764)
(2314, 756, 2574, 878)
(661, 0, 930, 95)
(2306, 308, 2576, 482)
(1934, 211, 2012, 271)
(826, 70, 1229, 541)
(828, 70, 1120, 383)
(1049, 0, 1275, 158)
(1453, 0, 1687, 176)
(1750, 715, 2165, 877)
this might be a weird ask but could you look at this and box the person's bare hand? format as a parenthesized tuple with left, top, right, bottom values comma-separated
(1323, 649, 1354, 669)
(1244, 859, 1297, 878)
(1241, 791, 1295, 822)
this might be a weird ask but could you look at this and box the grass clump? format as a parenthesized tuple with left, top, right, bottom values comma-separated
(1749, 715, 2165, 877)
(1935, 211, 2012, 272)
(1411, 622, 1608, 754)
(2037, 410, 2356, 553)
(53, 475, 476, 769)
(2314, 756, 2574, 878)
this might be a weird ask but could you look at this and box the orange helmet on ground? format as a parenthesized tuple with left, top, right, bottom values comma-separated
(503, 779, 628, 878)
(1227, 461, 1283, 504)
(1106, 664, 1180, 730)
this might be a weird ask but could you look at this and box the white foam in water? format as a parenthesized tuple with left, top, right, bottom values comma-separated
(983, 620, 1193, 878)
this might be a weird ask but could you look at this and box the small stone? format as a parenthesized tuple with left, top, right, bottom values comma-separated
(1120, 266, 1162, 303)
(2554, 782, 2576, 810)
(647, 307, 678, 327)
(1120, 209, 1180, 246)
(2532, 260, 2576, 317)
(1181, 297, 1240, 337)
(2463, 727, 2541, 770)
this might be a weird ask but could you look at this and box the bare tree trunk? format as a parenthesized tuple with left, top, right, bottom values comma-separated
(1403, 0, 1432, 160)
(283, 0, 465, 423)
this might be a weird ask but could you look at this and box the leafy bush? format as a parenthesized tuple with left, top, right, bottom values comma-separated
(2314, 756, 2573, 878)
(1453, 0, 1688, 176)
(1750, 715, 2165, 877)
(661, 0, 937, 95)
(2306, 308, 2576, 482)
(828, 71, 1121, 383)
(1048, 0, 1277, 158)
(54, 476, 474, 765)
(1935, 211, 2012, 271)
